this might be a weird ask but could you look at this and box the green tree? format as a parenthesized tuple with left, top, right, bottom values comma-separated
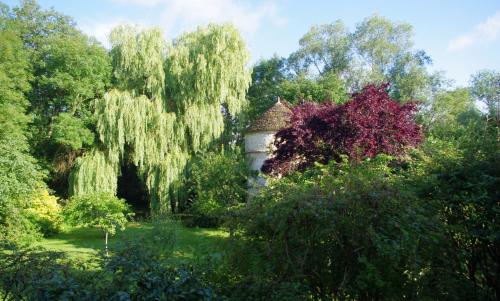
(11, 0, 77, 50)
(64, 193, 132, 255)
(28, 33, 111, 189)
(5, 0, 112, 196)
(278, 71, 348, 105)
(470, 69, 499, 120)
(288, 20, 351, 76)
(0, 29, 31, 140)
(0, 14, 45, 241)
(245, 57, 348, 127)
(413, 119, 499, 300)
(245, 14, 436, 126)
(350, 15, 433, 100)
(51, 113, 95, 150)
(69, 24, 251, 212)
(246, 55, 288, 122)
(186, 148, 249, 227)
(422, 88, 479, 136)
(353, 15, 413, 75)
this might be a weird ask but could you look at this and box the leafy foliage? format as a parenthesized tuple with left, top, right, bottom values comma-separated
(164, 23, 251, 150)
(227, 156, 442, 300)
(0, 29, 31, 139)
(420, 87, 479, 137)
(52, 113, 95, 150)
(70, 24, 251, 212)
(245, 55, 288, 122)
(0, 13, 45, 242)
(110, 25, 166, 100)
(246, 15, 436, 134)
(0, 2, 498, 300)
(412, 119, 500, 299)
(185, 149, 249, 227)
(25, 189, 62, 236)
(263, 84, 422, 175)
(286, 15, 433, 101)
(470, 69, 499, 119)
(288, 20, 351, 76)
(64, 193, 132, 236)
(0, 242, 95, 301)
(0, 235, 219, 300)
(3, 0, 112, 197)
(69, 149, 120, 196)
(99, 238, 219, 300)
(278, 71, 348, 104)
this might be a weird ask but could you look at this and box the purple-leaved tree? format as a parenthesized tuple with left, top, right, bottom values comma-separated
(262, 84, 422, 175)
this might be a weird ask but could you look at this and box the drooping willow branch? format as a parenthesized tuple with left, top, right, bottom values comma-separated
(69, 24, 251, 211)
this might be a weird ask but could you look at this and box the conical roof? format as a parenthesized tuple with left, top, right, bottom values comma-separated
(246, 98, 292, 133)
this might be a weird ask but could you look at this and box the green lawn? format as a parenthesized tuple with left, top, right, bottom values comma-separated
(36, 222, 228, 263)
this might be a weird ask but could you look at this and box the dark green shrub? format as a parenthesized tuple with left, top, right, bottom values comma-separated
(410, 119, 500, 300)
(0, 223, 219, 301)
(186, 149, 249, 228)
(98, 238, 219, 300)
(227, 156, 444, 300)
(0, 242, 96, 301)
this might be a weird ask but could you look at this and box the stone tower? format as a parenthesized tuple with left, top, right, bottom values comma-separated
(244, 98, 291, 197)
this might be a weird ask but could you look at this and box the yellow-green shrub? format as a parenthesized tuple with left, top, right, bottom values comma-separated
(26, 190, 62, 236)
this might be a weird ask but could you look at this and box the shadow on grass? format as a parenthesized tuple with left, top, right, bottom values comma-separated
(36, 222, 228, 263)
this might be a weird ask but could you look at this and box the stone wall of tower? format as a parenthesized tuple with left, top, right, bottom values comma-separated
(244, 131, 276, 197)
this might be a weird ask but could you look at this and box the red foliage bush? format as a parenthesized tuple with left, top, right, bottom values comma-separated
(262, 84, 422, 175)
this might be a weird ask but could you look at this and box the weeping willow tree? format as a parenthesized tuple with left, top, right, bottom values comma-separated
(69, 24, 251, 212)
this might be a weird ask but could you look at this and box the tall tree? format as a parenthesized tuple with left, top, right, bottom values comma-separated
(69, 24, 251, 212)
(278, 71, 348, 105)
(470, 69, 499, 120)
(350, 15, 432, 100)
(246, 56, 348, 127)
(353, 15, 413, 75)
(288, 20, 351, 76)
(245, 14, 436, 132)
(0, 12, 44, 240)
(6, 0, 112, 196)
(246, 55, 288, 122)
(283, 15, 434, 101)
(422, 88, 479, 136)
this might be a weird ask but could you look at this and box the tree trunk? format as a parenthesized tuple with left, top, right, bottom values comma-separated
(105, 231, 109, 257)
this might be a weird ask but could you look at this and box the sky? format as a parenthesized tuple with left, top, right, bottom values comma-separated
(4, 0, 499, 87)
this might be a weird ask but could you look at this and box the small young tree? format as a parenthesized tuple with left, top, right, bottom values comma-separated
(64, 193, 133, 255)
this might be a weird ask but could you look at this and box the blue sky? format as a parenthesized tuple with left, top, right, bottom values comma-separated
(4, 0, 499, 87)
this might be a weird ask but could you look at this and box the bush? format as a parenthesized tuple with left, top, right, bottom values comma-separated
(0, 227, 219, 300)
(98, 238, 219, 300)
(227, 156, 444, 300)
(25, 189, 62, 236)
(186, 149, 249, 228)
(0, 241, 96, 301)
(409, 119, 500, 300)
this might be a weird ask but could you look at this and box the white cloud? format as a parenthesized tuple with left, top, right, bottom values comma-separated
(112, 0, 163, 6)
(78, 0, 285, 55)
(112, 0, 285, 37)
(448, 11, 500, 51)
(79, 18, 148, 48)
(79, 18, 124, 48)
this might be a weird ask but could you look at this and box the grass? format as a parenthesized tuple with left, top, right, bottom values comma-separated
(35, 221, 228, 263)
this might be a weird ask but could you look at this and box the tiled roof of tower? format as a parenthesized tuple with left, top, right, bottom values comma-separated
(246, 98, 292, 133)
